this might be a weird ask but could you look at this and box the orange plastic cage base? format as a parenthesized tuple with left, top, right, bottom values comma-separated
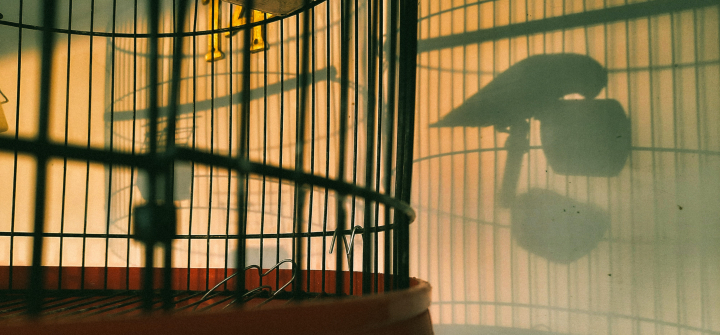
(0, 268, 433, 335)
(1, 266, 400, 294)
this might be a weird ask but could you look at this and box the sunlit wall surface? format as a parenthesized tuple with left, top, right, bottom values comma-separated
(411, 0, 720, 334)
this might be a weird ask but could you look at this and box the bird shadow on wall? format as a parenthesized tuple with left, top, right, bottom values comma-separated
(431, 53, 630, 263)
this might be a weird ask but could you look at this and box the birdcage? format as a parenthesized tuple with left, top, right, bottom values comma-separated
(0, 0, 430, 333)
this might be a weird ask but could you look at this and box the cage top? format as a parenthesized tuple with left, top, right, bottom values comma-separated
(222, 0, 307, 16)
(0, 0, 321, 40)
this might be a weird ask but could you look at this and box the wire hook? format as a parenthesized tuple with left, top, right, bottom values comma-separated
(222, 258, 297, 309)
(194, 258, 297, 311)
(329, 225, 363, 257)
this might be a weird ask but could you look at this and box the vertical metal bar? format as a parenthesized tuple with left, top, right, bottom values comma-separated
(292, 11, 300, 293)
(104, 0, 118, 292)
(236, 0, 255, 299)
(142, 0, 161, 312)
(393, 0, 402, 290)
(348, 0, 360, 296)
(28, 0, 58, 316)
(276, 14, 285, 290)
(383, 0, 399, 292)
(9, 0, 25, 292)
(362, 0, 380, 295)
(372, 0, 385, 294)
(164, 0, 190, 310)
(80, 0, 95, 292)
(393, 0, 418, 290)
(126, 0, 139, 292)
(321, 0, 331, 293)
(167, 0, 187, 214)
(337, 0, 353, 296)
(206, 0, 218, 292)
(292, 3, 309, 292)
(187, 0, 201, 292)
(294, 0, 312, 295)
(306, 6, 317, 293)
(225, 2, 237, 291)
(258, 9, 268, 286)
(58, 0, 74, 291)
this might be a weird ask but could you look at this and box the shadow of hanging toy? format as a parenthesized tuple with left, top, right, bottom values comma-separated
(430, 53, 630, 205)
(430, 54, 630, 263)
(537, 99, 630, 176)
(512, 188, 609, 263)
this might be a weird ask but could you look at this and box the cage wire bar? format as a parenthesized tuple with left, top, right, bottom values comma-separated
(0, 0, 420, 320)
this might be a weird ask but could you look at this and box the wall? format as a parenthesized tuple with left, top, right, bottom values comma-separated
(410, 1, 720, 334)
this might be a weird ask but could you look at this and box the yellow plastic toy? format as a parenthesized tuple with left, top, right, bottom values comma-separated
(0, 99, 8, 133)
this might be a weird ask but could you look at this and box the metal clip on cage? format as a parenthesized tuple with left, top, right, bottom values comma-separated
(0, 0, 430, 333)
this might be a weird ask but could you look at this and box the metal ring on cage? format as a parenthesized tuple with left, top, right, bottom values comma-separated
(0, 138, 418, 223)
